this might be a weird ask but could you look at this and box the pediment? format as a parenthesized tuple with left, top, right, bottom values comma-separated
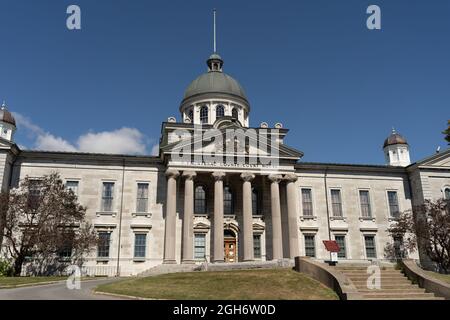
(416, 149, 450, 168)
(161, 127, 303, 162)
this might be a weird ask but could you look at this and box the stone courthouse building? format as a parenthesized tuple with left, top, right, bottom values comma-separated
(1, 51, 450, 276)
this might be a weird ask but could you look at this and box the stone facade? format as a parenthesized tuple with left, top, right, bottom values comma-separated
(1, 53, 449, 276)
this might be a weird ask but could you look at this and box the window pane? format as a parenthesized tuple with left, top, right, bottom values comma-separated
(388, 191, 399, 218)
(335, 236, 346, 258)
(232, 108, 238, 119)
(194, 234, 206, 259)
(445, 188, 450, 200)
(359, 190, 371, 218)
(97, 232, 111, 258)
(216, 105, 224, 118)
(253, 235, 261, 258)
(136, 183, 149, 213)
(194, 186, 206, 214)
(200, 106, 208, 124)
(134, 234, 147, 258)
(252, 189, 259, 215)
(331, 190, 343, 217)
(304, 235, 316, 257)
(302, 189, 313, 216)
(66, 181, 79, 196)
(365, 236, 377, 258)
(224, 187, 233, 215)
(102, 182, 114, 212)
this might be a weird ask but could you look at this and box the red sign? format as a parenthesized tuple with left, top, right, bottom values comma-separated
(323, 240, 340, 253)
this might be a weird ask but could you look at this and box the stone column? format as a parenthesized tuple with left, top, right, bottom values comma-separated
(182, 171, 196, 264)
(241, 172, 255, 261)
(268, 174, 283, 260)
(285, 174, 300, 259)
(212, 171, 226, 262)
(163, 169, 180, 264)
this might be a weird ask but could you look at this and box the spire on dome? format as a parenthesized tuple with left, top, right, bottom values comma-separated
(207, 9, 223, 72)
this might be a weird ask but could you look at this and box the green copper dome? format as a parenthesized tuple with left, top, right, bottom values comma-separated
(182, 53, 248, 105)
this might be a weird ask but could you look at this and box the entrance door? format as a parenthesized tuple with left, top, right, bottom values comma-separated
(224, 239, 237, 263)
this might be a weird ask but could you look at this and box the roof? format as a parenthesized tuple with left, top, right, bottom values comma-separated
(0, 104, 16, 126)
(383, 130, 408, 148)
(183, 71, 248, 103)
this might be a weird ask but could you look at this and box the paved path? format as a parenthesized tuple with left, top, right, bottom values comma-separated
(0, 278, 127, 300)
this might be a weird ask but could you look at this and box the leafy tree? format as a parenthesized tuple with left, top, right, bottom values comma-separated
(443, 120, 450, 145)
(388, 199, 450, 273)
(1, 173, 97, 276)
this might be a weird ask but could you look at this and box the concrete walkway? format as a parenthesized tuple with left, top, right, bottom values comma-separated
(0, 278, 127, 300)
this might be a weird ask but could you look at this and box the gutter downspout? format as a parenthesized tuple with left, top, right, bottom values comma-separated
(324, 167, 332, 261)
(116, 158, 126, 276)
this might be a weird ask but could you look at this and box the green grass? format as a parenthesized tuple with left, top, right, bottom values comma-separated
(96, 268, 339, 300)
(423, 271, 450, 284)
(0, 276, 67, 288)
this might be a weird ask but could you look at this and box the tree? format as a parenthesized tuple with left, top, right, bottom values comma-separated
(1, 173, 97, 276)
(443, 120, 450, 145)
(388, 199, 450, 273)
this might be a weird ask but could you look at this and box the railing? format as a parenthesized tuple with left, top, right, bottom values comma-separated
(80, 265, 118, 277)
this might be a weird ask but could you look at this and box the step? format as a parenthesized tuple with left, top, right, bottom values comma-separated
(340, 270, 402, 275)
(362, 292, 437, 299)
(366, 296, 445, 300)
(358, 288, 426, 294)
(345, 275, 407, 281)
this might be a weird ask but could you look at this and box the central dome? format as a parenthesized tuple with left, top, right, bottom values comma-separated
(181, 53, 249, 106)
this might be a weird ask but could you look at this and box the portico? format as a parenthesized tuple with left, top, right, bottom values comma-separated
(162, 168, 301, 264)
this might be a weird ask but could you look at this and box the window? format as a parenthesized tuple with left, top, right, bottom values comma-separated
(58, 231, 74, 259)
(252, 188, 259, 215)
(359, 190, 371, 218)
(387, 191, 400, 218)
(200, 106, 209, 124)
(331, 189, 343, 217)
(66, 181, 79, 196)
(134, 234, 147, 259)
(28, 179, 41, 209)
(188, 109, 193, 121)
(335, 235, 346, 259)
(231, 108, 238, 119)
(97, 232, 111, 258)
(194, 186, 207, 214)
(364, 235, 377, 258)
(216, 105, 225, 118)
(224, 186, 233, 215)
(304, 235, 316, 257)
(194, 234, 206, 259)
(136, 183, 149, 213)
(301, 189, 313, 216)
(393, 236, 405, 259)
(253, 234, 261, 259)
(445, 188, 450, 200)
(101, 182, 114, 212)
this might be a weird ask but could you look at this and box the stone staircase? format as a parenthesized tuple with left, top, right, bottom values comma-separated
(336, 265, 444, 300)
(137, 264, 199, 277)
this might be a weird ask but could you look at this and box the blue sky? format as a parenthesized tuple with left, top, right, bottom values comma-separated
(0, 0, 449, 164)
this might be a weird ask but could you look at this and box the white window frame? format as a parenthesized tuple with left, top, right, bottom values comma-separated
(329, 187, 344, 218)
(299, 187, 315, 219)
(362, 233, 378, 259)
(358, 188, 373, 219)
(98, 180, 117, 216)
(385, 189, 401, 220)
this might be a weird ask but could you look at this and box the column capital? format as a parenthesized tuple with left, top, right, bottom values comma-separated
(268, 174, 283, 183)
(182, 170, 197, 180)
(165, 168, 180, 179)
(211, 171, 226, 181)
(284, 174, 298, 183)
(240, 172, 255, 182)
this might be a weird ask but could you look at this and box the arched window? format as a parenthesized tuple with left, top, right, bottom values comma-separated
(200, 106, 209, 124)
(445, 188, 450, 200)
(194, 186, 206, 214)
(216, 105, 225, 118)
(224, 186, 233, 215)
(188, 109, 193, 122)
(252, 188, 259, 215)
(232, 108, 238, 120)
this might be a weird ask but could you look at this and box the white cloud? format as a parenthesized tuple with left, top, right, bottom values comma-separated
(13, 112, 150, 155)
(151, 144, 160, 156)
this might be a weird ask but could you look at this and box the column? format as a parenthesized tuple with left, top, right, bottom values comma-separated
(241, 172, 255, 261)
(163, 169, 180, 264)
(268, 174, 283, 260)
(285, 174, 300, 259)
(182, 171, 196, 264)
(212, 171, 226, 262)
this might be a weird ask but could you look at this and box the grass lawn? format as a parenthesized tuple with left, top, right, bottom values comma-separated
(96, 268, 338, 300)
(0, 276, 67, 288)
(423, 271, 450, 284)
